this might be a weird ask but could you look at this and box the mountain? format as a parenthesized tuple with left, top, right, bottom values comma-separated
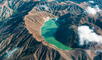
(0, 0, 102, 60)
(0, 0, 33, 21)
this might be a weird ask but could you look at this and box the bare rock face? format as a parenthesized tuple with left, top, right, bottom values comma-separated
(0, 0, 102, 60)
(25, 9, 56, 42)
(24, 1, 102, 60)
(0, 0, 33, 21)
(0, 2, 64, 60)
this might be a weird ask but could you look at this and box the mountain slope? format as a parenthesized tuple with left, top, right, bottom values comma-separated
(0, 0, 102, 60)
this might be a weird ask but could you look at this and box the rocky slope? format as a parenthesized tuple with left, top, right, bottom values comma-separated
(25, 1, 102, 60)
(0, 0, 102, 60)
(0, 0, 33, 21)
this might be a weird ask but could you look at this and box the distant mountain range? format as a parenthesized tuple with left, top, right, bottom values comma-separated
(0, 0, 102, 60)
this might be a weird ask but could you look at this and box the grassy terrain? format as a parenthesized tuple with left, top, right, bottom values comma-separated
(41, 18, 72, 50)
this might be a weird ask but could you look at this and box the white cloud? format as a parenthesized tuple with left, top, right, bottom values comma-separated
(85, 5, 101, 15)
(86, 6, 97, 15)
(78, 25, 102, 45)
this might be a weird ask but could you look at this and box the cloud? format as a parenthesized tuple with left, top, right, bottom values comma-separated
(85, 5, 101, 15)
(86, 6, 97, 15)
(78, 25, 102, 46)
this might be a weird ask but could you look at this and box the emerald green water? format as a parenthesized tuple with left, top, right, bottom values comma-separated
(41, 18, 72, 50)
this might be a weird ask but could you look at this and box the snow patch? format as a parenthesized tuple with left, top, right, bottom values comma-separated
(6, 48, 18, 58)
(89, 1, 94, 3)
(95, 5, 101, 12)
